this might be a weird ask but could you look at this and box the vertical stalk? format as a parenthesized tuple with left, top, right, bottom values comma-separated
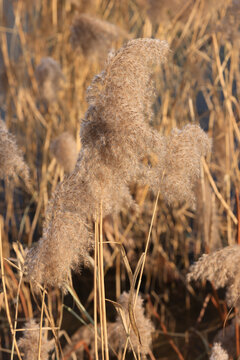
(114, 219, 121, 299)
(99, 202, 109, 360)
(11, 273, 23, 360)
(38, 288, 46, 360)
(135, 191, 160, 305)
(97, 216, 105, 360)
(0, 217, 22, 360)
(235, 308, 240, 358)
(94, 220, 99, 360)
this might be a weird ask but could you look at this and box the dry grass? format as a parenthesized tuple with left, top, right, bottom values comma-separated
(0, 0, 239, 359)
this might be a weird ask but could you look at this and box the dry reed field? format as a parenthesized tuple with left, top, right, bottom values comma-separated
(0, 0, 240, 359)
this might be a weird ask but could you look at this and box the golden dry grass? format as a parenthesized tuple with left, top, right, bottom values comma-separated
(0, 0, 239, 359)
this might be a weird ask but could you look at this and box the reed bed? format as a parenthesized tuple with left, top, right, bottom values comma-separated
(0, 0, 239, 359)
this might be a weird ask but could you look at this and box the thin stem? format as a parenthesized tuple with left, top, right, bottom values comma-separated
(99, 202, 109, 360)
(135, 191, 160, 305)
(0, 217, 22, 360)
(94, 220, 99, 360)
(97, 216, 105, 360)
(11, 272, 23, 360)
(38, 288, 46, 360)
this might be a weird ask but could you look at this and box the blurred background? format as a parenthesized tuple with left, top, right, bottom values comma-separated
(0, 0, 239, 359)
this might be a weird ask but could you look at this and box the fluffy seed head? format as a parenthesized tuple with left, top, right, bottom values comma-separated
(18, 319, 53, 360)
(159, 124, 211, 208)
(70, 14, 127, 60)
(50, 132, 78, 173)
(24, 177, 93, 290)
(24, 39, 211, 290)
(35, 57, 65, 102)
(188, 245, 240, 308)
(25, 39, 209, 290)
(213, 321, 236, 359)
(82, 38, 169, 188)
(25, 39, 210, 290)
(112, 292, 154, 356)
(210, 342, 229, 360)
(0, 120, 29, 182)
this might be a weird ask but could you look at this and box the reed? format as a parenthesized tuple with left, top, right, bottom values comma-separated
(18, 320, 53, 360)
(50, 132, 78, 173)
(0, 0, 239, 359)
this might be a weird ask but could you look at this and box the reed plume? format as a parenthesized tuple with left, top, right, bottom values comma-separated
(0, 120, 29, 181)
(70, 14, 127, 60)
(18, 319, 53, 360)
(50, 132, 78, 173)
(210, 342, 229, 360)
(24, 38, 210, 290)
(63, 306, 152, 358)
(24, 177, 93, 289)
(35, 57, 65, 102)
(112, 291, 154, 356)
(214, 321, 236, 358)
(24, 38, 169, 289)
(188, 245, 240, 308)
(158, 124, 211, 208)
(81, 38, 170, 212)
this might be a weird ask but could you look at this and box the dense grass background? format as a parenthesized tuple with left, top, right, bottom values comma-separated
(0, 0, 239, 359)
